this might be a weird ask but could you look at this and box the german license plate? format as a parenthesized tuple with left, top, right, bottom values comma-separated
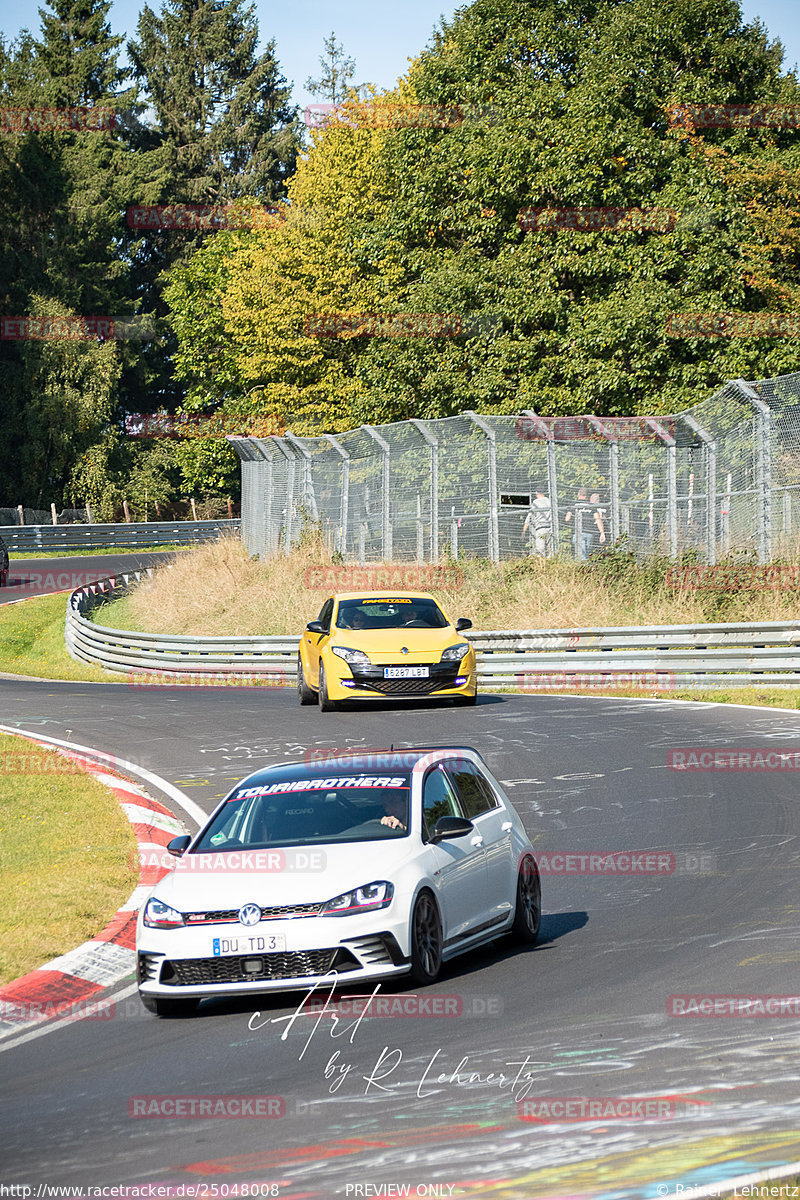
(384, 666, 430, 678)
(212, 934, 286, 956)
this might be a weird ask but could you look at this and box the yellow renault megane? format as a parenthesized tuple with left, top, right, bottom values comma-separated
(298, 591, 477, 711)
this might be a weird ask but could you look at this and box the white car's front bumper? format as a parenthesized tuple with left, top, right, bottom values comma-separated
(137, 909, 412, 999)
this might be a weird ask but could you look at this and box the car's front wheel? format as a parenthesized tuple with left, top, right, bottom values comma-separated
(409, 890, 443, 984)
(318, 664, 338, 712)
(139, 992, 199, 1018)
(297, 654, 315, 705)
(511, 855, 541, 943)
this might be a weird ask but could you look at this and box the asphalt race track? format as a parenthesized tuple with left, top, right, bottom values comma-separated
(0, 551, 183, 605)
(1, 679, 800, 1197)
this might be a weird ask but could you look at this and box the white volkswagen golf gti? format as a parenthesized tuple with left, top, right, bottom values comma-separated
(136, 747, 541, 1015)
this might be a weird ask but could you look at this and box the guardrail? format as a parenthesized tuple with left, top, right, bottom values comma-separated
(65, 573, 800, 688)
(1, 519, 240, 553)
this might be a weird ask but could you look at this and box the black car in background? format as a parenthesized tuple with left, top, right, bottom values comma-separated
(0, 536, 8, 587)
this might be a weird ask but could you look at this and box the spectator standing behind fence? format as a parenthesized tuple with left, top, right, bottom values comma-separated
(521, 487, 552, 556)
(588, 492, 607, 554)
(564, 488, 594, 560)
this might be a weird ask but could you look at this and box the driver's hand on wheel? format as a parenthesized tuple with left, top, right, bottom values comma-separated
(380, 814, 406, 830)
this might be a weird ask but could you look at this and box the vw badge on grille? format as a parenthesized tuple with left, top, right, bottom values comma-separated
(238, 903, 262, 926)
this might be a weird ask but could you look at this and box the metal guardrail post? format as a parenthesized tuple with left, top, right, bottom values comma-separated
(409, 418, 439, 562)
(736, 379, 773, 564)
(325, 434, 350, 556)
(363, 425, 392, 560)
(465, 411, 499, 562)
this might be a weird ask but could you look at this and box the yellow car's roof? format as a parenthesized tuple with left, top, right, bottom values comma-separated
(331, 590, 439, 602)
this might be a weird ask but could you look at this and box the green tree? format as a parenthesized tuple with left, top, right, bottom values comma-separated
(305, 32, 364, 105)
(165, 0, 800, 434)
(128, 0, 299, 202)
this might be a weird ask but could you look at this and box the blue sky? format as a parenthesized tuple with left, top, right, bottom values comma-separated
(0, 0, 798, 110)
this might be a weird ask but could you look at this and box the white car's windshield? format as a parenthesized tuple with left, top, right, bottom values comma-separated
(193, 773, 412, 849)
(336, 598, 448, 630)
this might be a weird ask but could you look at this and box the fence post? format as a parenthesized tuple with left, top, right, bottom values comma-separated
(464, 411, 498, 561)
(735, 379, 772, 563)
(587, 418, 619, 543)
(722, 473, 731, 553)
(450, 507, 458, 558)
(51, 503, 58, 525)
(680, 414, 716, 565)
(85, 503, 93, 524)
(522, 412, 559, 552)
(363, 425, 391, 560)
(326, 435, 350, 557)
(416, 494, 424, 564)
(783, 489, 791, 541)
(286, 432, 319, 523)
(272, 438, 297, 555)
(409, 418, 439, 562)
(17, 505, 23, 526)
(645, 419, 678, 557)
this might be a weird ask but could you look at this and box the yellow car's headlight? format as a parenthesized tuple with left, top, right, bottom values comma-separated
(331, 646, 371, 665)
(441, 643, 471, 662)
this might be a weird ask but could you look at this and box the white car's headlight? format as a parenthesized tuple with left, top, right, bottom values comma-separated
(331, 646, 371, 665)
(143, 897, 185, 929)
(441, 642, 471, 661)
(321, 881, 394, 916)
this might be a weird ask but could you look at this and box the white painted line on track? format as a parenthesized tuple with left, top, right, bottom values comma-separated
(0, 982, 140, 1055)
(0, 723, 207, 827)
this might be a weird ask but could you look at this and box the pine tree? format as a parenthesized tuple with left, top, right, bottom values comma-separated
(128, 0, 299, 202)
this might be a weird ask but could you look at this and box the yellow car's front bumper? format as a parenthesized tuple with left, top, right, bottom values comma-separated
(322, 650, 477, 702)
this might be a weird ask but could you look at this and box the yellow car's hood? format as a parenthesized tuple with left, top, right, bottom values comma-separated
(331, 626, 465, 663)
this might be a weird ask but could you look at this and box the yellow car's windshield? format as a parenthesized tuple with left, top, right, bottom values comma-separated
(336, 598, 448, 630)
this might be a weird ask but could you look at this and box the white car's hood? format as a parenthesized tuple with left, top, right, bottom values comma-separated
(151, 838, 417, 910)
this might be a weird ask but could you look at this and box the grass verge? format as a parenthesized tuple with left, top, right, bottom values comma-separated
(11, 544, 186, 559)
(97, 535, 800, 636)
(0, 732, 138, 983)
(0, 594, 111, 681)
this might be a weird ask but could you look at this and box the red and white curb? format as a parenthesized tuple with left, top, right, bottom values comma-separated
(0, 735, 189, 1037)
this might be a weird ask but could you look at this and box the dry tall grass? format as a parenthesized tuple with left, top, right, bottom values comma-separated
(98, 535, 800, 636)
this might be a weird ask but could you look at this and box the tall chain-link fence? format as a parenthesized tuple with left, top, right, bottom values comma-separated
(229, 371, 800, 564)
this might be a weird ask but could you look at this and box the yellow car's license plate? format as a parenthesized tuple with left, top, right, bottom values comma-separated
(384, 666, 430, 678)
